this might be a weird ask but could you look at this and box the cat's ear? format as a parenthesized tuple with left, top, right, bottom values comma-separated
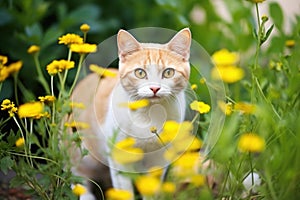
(117, 29, 141, 59)
(167, 28, 191, 61)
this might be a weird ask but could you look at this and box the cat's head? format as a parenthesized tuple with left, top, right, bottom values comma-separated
(117, 28, 191, 102)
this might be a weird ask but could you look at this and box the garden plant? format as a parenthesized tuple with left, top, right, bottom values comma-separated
(0, 0, 299, 199)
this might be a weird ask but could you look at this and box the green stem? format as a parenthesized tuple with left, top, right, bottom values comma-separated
(33, 54, 50, 94)
(28, 118, 34, 167)
(59, 49, 73, 98)
(230, 154, 246, 197)
(67, 48, 72, 61)
(251, 3, 281, 120)
(13, 74, 19, 105)
(255, 78, 281, 119)
(50, 76, 54, 97)
(52, 101, 56, 125)
(58, 72, 65, 99)
(83, 32, 87, 43)
(234, 82, 240, 102)
(251, 3, 261, 104)
(219, 166, 230, 199)
(69, 54, 85, 96)
(13, 116, 31, 165)
(191, 113, 199, 124)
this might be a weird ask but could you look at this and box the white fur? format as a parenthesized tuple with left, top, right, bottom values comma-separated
(103, 79, 186, 193)
(76, 28, 191, 199)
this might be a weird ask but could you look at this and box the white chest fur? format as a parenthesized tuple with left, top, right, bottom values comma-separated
(103, 82, 186, 152)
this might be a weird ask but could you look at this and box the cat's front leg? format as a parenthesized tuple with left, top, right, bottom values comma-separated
(107, 157, 134, 197)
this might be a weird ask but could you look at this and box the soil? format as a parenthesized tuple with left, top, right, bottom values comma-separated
(0, 171, 32, 200)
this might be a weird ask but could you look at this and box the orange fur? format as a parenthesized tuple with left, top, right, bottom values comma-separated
(69, 28, 192, 199)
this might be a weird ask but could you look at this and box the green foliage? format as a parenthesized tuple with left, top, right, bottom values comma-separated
(0, 0, 300, 199)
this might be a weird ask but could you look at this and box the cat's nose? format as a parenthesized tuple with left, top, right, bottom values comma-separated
(150, 87, 160, 95)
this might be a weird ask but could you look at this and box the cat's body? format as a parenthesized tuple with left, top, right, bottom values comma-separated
(70, 28, 192, 199)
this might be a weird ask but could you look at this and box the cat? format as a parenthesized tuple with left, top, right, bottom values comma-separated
(70, 28, 192, 199)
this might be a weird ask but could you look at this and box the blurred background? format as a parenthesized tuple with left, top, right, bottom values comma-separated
(0, 0, 299, 101)
(0, 1, 300, 198)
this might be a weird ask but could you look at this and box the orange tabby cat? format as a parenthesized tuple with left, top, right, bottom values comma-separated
(70, 28, 191, 199)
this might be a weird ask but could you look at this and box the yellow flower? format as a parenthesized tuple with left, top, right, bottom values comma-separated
(164, 148, 179, 161)
(234, 102, 256, 114)
(70, 43, 97, 54)
(191, 84, 197, 90)
(70, 102, 86, 109)
(173, 152, 200, 170)
(1, 99, 13, 109)
(106, 188, 133, 200)
(269, 60, 283, 71)
(238, 133, 265, 153)
(112, 146, 144, 164)
(190, 100, 211, 114)
(34, 112, 51, 119)
(7, 61, 23, 75)
(199, 78, 206, 84)
(159, 121, 193, 144)
(27, 45, 40, 54)
(38, 95, 56, 104)
(80, 23, 90, 33)
(162, 182, 176, 193)
(0, 67, 9, 82)
(72, 184, 87, 196)
(115, 137, 135, 149)
(211, 49, 244, 83)
(174, 136, 203, 153)
(119, 99, 150, 111)
(190, 174, 206, 187)
(1, 99, 18, 117)
(261, 15, 269, 22)
(150, 126, 157, 134)
(285, 39, 295, 48)
(15, 137, 25, 147)
(172, 152, 200, 177)
(147, 166, 163, 177)
(64, 121, 90, 130)
(0, 55, 8, 65)
(112, 138, 144, 164)
(89, 64, 117, 77)
(211, 65, 244, 83)
(58, 33, 83, 45)
(218, 101, 233, 115)
(212, 49, 239, 67)
(18, 102, 44, 119)
(135, 175, 160, 196)
(46, 60, 75, 75)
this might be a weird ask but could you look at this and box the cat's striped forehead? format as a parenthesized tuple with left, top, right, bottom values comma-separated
(119, 48, 190, 79)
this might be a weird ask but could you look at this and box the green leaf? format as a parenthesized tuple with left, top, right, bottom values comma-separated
(265, 24, 274, 41)
(0, 156, 14, 175)
(25, 23, 43, 41)
(269, 2, 284, 30)
(252, 28, 258, 40)
(10, 175, 26, 188)
(0, 8, 12, 26)
(42, 26, 64, 48)
(261, 24, 274, 46)
(68, 4, 101, 23)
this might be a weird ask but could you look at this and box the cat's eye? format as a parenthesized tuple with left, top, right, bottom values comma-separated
(134, 68, 147, 79)
(162, 68, 175, 78)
